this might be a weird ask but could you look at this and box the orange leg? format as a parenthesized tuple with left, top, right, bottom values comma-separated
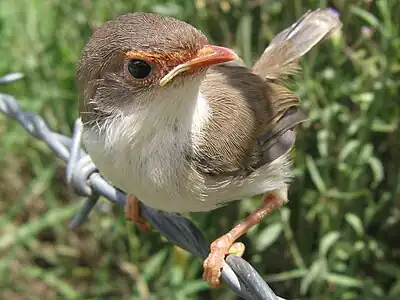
(124, 195, 152, 232)
(202, 191, 287, 287)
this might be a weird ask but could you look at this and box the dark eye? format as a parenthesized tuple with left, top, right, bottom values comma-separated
(127, 59, 152, 79)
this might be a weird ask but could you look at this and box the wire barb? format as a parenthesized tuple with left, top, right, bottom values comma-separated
(1, 73, 286, 300)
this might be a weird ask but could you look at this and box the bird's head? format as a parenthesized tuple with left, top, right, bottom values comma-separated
(77, 12, 237, 125)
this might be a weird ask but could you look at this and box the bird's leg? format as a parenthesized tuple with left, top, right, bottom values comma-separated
(203, 188, 288, 287)
(124, 195, 152, 232)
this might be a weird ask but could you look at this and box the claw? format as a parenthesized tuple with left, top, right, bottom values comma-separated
(228, 242, 245, 257)
(202, 189, 287, 288)
(203, 236, 245, 287)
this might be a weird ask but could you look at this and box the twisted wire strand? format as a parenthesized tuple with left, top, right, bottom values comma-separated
(0, 73, 286, 300)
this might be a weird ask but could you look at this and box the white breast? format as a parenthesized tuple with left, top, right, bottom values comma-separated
(83, 78, 292, 213)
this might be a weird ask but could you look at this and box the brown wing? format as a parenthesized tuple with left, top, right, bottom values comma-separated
(191, 64, 305, 177)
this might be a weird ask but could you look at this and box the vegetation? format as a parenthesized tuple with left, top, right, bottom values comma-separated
(1, 0, 399, 299)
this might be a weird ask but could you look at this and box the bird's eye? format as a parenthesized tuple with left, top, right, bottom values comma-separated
(127, 59, 152, 79)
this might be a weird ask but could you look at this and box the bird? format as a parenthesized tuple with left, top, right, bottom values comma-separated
(76, 9, 342, 287)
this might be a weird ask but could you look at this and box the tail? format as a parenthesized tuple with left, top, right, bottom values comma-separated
(252, 8, 342, 80)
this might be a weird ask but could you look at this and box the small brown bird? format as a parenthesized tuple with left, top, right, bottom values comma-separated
(77, 9, 341, 287)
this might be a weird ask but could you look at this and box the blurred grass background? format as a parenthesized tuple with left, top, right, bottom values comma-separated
(0, 0, 399, 299)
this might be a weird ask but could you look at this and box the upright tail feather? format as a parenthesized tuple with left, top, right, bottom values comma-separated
(252, 8, 342, 80)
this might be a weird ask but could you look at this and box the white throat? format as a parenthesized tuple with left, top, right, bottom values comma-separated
(83, 76, 211, 211)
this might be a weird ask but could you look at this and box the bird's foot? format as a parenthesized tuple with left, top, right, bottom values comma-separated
(124, 195, 152, 232)
(202, 188, 287, 288)
(203, 233, 245, 288)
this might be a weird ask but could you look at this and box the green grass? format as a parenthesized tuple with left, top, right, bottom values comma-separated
(1, 0, 400, 299)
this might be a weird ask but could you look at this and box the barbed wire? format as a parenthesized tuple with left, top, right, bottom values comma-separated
(0, 73, 286, 300)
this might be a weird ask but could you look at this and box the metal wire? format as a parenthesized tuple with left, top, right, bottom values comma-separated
(0, 73, 286, 300)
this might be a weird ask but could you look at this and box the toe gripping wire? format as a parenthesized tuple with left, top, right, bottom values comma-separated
(0, 73, 285, 300)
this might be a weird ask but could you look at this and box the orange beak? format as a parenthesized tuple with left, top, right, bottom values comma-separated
(160, 45, 238, 86)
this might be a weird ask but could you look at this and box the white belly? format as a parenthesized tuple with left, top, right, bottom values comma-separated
(83, 126, 207, 212)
